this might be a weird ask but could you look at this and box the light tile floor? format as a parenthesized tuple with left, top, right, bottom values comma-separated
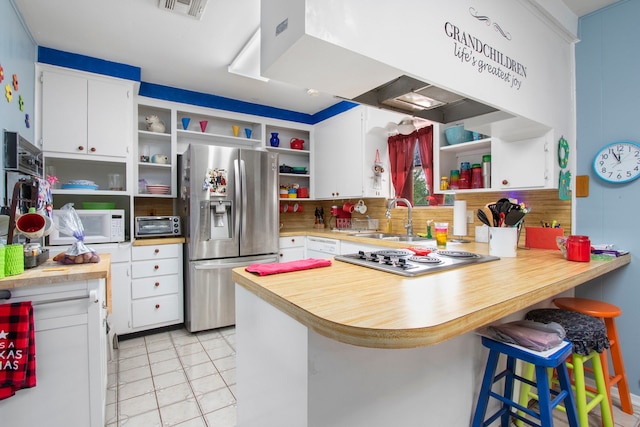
(106, 326, 237, 427)
(107, 326, 639, 426)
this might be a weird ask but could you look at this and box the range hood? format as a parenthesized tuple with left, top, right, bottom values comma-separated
(351, 75, 499, 124)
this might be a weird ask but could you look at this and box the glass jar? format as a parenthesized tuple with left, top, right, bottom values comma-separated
(459, 162, 471, 189)
(449, 170, 460, 190)
(440, 176, 449, 190)
(471, 164, 483, 189)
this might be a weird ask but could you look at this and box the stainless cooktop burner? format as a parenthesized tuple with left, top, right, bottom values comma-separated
(408, 256, 442, 264)
(334, 248, 499, 277)
(437, 250, 479, 258)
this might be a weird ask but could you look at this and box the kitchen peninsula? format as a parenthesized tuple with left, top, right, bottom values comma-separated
(232, 245, 629, 426)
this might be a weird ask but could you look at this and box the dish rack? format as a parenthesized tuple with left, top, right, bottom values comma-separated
(335, 218, 379, 231)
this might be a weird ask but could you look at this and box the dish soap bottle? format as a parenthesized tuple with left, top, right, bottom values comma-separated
(426, 220, 433, 239)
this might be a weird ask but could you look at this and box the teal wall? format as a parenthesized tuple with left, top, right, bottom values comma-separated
(576, 0, 640, 395)
(0, 0, 37, 207)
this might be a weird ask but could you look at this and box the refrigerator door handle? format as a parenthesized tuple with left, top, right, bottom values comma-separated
(238, 158, 247, 234)
(193, 259, 270, 270)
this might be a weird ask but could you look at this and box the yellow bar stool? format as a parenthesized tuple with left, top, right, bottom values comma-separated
(518, 309, 613, 427)
(553, 297, 633, 415)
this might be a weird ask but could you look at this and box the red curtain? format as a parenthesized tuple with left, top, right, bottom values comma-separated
(388, 131, 417, 202)
(417, 125, 434, 196)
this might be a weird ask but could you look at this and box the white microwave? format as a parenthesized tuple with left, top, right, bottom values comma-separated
(48, 209, 126, 245)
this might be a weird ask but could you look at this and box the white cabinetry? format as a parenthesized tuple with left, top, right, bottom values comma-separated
(131, 243, 183, 330)
(435, 125, 552, 192)
(266, 125, 312, 198)
(314, 107, 363, 199)
(40, 66, 132, 158)
(1, 279, 107, 427)
(279, 236, 305, 262)
(313, 106, 398, 199)
(136, 100, 176, 197)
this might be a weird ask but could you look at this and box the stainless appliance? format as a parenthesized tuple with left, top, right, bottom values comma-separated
(178, 143, 279, 332)
(3, 130, 43, 177)
(351, 75, 502, 124)
(135, 215, 181, 238)
(335, 249, 499, 277)
(48, 209, 125, 245)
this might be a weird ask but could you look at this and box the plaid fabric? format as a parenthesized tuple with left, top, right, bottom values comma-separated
(0, 302, 36, 400)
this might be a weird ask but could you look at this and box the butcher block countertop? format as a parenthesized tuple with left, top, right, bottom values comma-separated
(233, 243, 630, 349)
(132, 237, 186, 246)
(0, 254, 111, 290)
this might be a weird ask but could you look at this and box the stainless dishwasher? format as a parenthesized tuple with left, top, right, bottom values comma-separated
(306, 236, 340, 259)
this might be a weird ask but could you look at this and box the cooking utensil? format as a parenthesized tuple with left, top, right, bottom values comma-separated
(486, 204, 500, 227)
(476, 209, 491, 226)
(504, 210, 526, 227)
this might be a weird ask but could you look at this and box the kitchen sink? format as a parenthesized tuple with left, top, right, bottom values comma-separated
(349, 233, 434, 243)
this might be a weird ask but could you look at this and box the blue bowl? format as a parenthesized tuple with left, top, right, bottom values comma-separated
(444, 125, 474, 145)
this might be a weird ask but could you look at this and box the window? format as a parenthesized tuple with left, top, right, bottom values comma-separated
(412, 144, 430, 206)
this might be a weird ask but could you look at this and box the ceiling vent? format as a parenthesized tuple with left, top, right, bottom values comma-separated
(159, 0, 208, 19)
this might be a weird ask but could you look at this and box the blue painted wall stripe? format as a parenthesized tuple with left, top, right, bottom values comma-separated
(37, 47, 356, 124)
(139, 82, 316, 125)
(38, 46, 141, 82)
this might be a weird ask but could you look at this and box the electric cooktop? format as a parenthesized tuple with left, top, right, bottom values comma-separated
(334, 249, 499, 277)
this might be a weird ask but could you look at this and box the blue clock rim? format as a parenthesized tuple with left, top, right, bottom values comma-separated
(592, 139, 640, 184)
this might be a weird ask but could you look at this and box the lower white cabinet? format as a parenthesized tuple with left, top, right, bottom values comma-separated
(0, 279, 107, 427)
(279, 236, 305, 262)
(131, 243, 184, 330)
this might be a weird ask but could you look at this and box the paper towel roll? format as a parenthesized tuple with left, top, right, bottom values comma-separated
(453, 200, 467, 236)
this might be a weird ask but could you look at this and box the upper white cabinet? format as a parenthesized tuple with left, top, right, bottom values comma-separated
(435, 123, 552, 193)
(265, 124, 312, 199)
(136, 101, 176, 197)
(313, 106, 397, 199)
(40, 66, 133, 158)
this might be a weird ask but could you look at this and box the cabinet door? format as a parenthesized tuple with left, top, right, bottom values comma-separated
(88, 80, 131, 157)
(279, 247, 305, 262)
(42, 70, 88, 154)
(110, 262, 132, 335)
(314, 107, 363, 198)
(493, 136, 548, 189)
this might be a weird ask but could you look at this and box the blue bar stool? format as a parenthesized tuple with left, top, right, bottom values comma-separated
(472, 336, 579, 427)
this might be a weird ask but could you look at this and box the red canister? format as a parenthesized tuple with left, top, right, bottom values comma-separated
(566, 235, 591, 262)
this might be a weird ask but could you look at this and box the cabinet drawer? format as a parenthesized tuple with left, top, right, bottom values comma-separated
(132, 244, 182, 261)
(279, 236, 305, 249)
(131, 294, 181, 328)
(131, 258, 181, 279)
(131, 275, 181, 299)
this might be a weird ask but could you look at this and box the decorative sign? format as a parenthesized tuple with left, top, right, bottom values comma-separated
(202, 168, 228, 195)
(444, 7, 528, 91)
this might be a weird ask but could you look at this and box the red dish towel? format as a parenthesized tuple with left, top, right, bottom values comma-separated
(0, 302, 36, 400)
(246, 258, 332, 276)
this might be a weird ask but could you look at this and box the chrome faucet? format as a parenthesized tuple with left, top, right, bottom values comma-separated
(386, 197, 413, 236)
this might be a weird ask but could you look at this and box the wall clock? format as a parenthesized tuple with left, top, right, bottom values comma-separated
(592, 140, 640, 183)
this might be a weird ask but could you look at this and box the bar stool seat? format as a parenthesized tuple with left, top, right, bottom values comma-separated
(523, 309, 613, 427)
(553, 297, 633, 415)
(472, 336, 579, 427)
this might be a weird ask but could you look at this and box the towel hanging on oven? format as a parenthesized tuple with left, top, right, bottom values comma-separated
(0, 301, 36, 400)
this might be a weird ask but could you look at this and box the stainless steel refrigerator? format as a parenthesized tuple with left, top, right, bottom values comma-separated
(178, 143, 279, 332)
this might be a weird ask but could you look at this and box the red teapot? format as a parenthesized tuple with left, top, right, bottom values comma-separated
(290, 138, 304, 150)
